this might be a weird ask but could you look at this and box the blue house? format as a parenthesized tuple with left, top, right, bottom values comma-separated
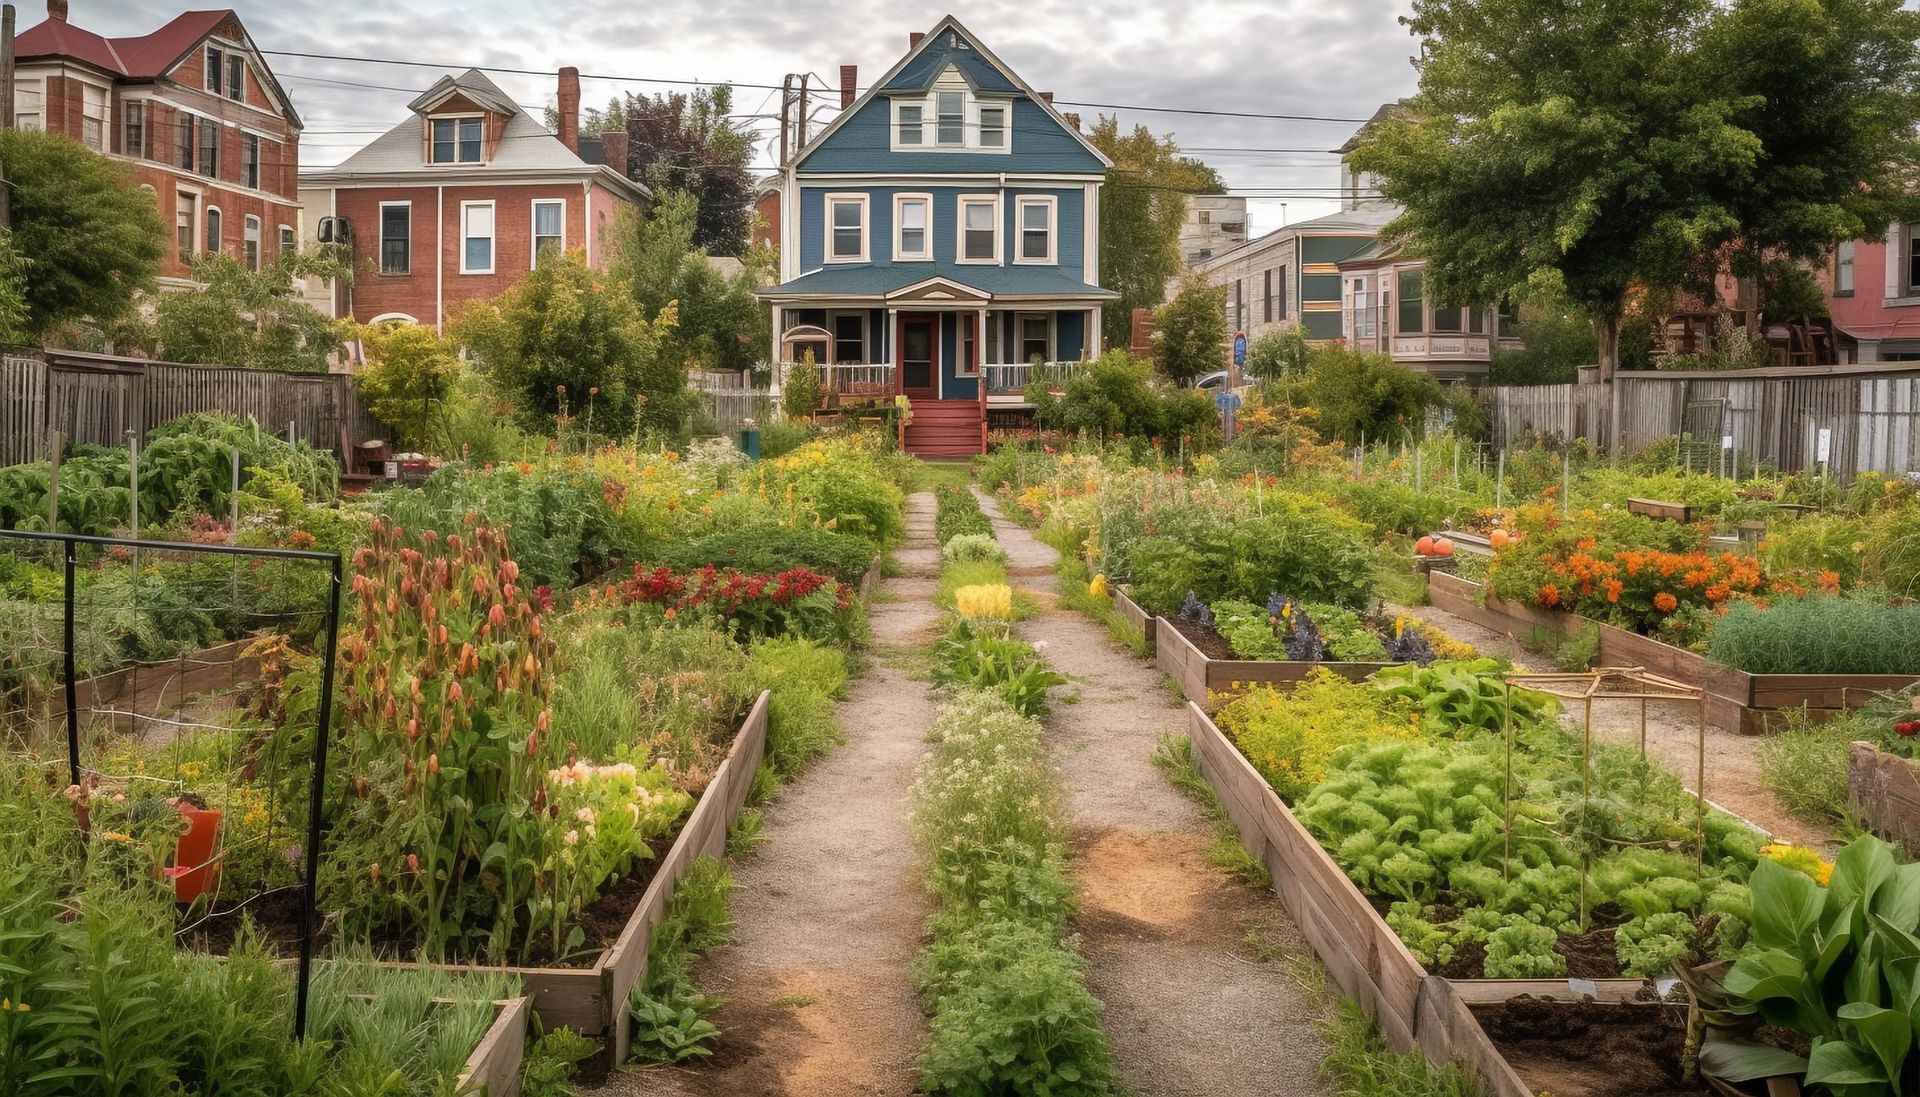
(760, 16, 1115, 455)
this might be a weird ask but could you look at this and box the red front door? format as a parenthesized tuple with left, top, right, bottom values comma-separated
(898, 313, 938, 399)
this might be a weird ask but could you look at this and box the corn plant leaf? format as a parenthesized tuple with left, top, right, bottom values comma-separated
(1697, 1037, 1809, 1083)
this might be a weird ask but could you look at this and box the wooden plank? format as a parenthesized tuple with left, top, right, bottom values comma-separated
(603, 690, 770, 1062)
(1414, 978, 1535, 1097)
(458, 997, 530, 1097)
(73, 638, 261, 730)
(1111, 587, 1155, 657)
(1851, 741, 1920, 856)
(1626, 497, 1692, 523)
(1446, 978, 1657, 1005)
(856, 554, 883, 604)
(1750, 675, 1920, 709)
(1155, 617, 1211, 707)
(1205, 659, 1394, 697)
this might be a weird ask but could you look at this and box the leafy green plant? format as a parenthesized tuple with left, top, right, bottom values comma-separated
(941, 532, 1007, 566)
(627, 856, 733, 1065)
(1370, 658, 1555, 735)
(1483, 921, 1565, 978)
(1709, 595, 1920, 675)
(1616, 911, 1697, 979)
(931, 619, 1067, 718)
(521, 1026, 597, 1097)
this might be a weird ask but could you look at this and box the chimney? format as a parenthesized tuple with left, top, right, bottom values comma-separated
(557, 66, 581, 154)
(47, 0, 68, 20)
(839, 65, 857, 109)
(909, 31, 925, 49)
(1064, 111, 1081, 131)
(599, 129, 629, 175)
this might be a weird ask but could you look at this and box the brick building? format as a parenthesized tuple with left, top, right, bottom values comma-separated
(13, 1, 304, 284)
(298, 68, 649, 330)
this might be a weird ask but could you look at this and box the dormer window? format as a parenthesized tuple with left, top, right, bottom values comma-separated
(979, 106, 1005, 148)
(431, 117, 483, 164)
(897, 105, 923, 146)
(936, 91, 965, 146)
(206, 46, 244, 101)
(888, 72, 1014, 153)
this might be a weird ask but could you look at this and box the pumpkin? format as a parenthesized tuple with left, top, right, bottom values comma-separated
(1489, 528, 1511, 550)
(1415, 535, 1436, 556)
(1433, 537, 1456, 557)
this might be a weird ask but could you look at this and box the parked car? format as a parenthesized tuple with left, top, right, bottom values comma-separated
(1196, 371, 1230, 391)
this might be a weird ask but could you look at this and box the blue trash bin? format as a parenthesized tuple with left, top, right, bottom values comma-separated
(737, 428, 761, 460)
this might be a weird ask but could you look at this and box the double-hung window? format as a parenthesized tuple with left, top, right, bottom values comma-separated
(242, 135, 260, 190)
(826, 195, 867, 262)
(461, 202, 495, 273)
(206, 46, 225, 93)
(243, 216, 261, 271)
(227, 54, 245, 100)
(1014, 196, 1054, 264)
(379, 203, 411, 274)
(936, 91, 965, 146)
(14, 81, 41, 130)
(978, 105, 1006, 148)
(432, 117, 483, 164)
(81, 84, 107, 151)
(178, 113, 195, 170)
(896, 103, 923, 146)
(124, 101, 144, 158)
(894, 195, 930, 261)
(204, 207, 222, 255)
(198, 118, 218, 179)
(1834, 240, 1855, 297)
(278, 225, 296, 258)
(831, 312, 865, 364)
(958, 196, 998, 263)
(1019, 313, 1051, 363)
(532, 199, 565, 265)
(175, 196, 195, 264)
(1397, 269, 1426, 334)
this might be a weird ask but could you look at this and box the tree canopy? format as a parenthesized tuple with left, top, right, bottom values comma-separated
(1153, 275, 1229, 385)
(0, 128, 166, 336)
(152, 250, 349, 372)
(1348, 0, 1920, 378)
(354, 323, 459, 450)
(1089, 118, 1217, 350)
(622, 86, 756, 257)
(612, 190, 771, 376)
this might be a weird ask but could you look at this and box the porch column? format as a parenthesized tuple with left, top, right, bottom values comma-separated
(769, 306, 783, 397)
(886, 307, 899, 396)
(1088, 307, 1101, 358)
(977, 306, 989, 393)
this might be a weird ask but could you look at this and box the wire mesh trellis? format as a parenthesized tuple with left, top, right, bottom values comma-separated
(0, 529, 341, 1038)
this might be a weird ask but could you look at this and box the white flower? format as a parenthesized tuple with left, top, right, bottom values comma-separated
(564, 829, 580, 846)
(575, 807, 596, 823)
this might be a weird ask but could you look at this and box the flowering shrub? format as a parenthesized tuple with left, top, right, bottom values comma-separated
(611, 563, 857, 645)
(1216, 672, 1423, 802)
(541, 760, 691, 950)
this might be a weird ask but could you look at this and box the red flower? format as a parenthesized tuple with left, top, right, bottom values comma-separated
(1898, 721, 1920, 737)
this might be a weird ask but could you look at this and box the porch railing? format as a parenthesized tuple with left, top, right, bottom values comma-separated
(810, 362, 896, 398)
(984, 361, 1077, 396)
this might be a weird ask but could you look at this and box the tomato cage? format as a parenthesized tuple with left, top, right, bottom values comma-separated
(0, 529, 342, 1038)
(1497, 667, 1708, 932)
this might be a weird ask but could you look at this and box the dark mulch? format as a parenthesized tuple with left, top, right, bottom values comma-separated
(1166, 614, 1236, 660)
(1472, 996, 1709, 1097)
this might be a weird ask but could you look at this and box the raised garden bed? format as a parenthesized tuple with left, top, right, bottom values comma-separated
(1427, 569, 1917, 734)
(1155, 613, 1395, 709)
(459, 996, 533, 1097)
(1627, 497, 1694, 523)
(1183, 700, 1700, 1097)
(376, 689, 770, 1060)
(1850, 740, 1920, 857)
(1108, 584, 1156, 656)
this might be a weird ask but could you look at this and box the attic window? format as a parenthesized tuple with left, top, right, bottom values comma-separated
(206, 45, 243, 101)
(431, 117, 483, 164)
(936, 91, 964, 146)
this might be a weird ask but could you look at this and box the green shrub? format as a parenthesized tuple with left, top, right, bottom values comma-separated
(941, 532, 1007, 566)
(930, 619, 1067, 717)
(1707, 595, 1920, 674)
(651, 519, 878, 581)
(1026, 350, 1216, 444)
(934, 482, 993, 544)
(627, 856, 733, 1065)
(1756, 700, 1909, 825)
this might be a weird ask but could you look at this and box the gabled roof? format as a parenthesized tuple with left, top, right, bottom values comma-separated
(1193, 202, 1400, 272)
(1335, 101, 1413, 154)
(300, 68, 648, 203)
(791, 14, 1111, 172)
(16, 10, 301, 127)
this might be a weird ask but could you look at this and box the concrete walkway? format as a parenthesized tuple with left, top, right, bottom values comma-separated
(977, 495, 1331, 1097)
(608, 494, 942, 1097)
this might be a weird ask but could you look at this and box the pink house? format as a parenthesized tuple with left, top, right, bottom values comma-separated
(1827, 230, 1920, 362)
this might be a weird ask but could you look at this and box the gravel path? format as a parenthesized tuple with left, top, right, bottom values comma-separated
(1395, 599, 1836, 851)
(605, 495, 942, 1097)
(979, 495, 1331, 1097)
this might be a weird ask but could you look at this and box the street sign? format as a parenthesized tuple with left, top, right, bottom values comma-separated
(1216, 388, 1242, 442)
(1232, 331, 1247, 367)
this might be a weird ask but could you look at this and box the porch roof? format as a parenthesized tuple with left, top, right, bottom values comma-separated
(757, 265, 1118, 303)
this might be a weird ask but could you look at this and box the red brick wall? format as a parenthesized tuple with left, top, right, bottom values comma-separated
(330, 181, 633, 328)
(754, 190, 780, 250)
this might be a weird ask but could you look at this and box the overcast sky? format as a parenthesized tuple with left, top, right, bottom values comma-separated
(66, 0, 1424, 235)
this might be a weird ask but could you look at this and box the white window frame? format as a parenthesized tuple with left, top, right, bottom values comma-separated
(824, 193, 869, 263)
(430, 114, 485, 165)
(892, 100, 924, 147)
(243, 215, 261, 271)
(827, 310, 869, 365)
(13, 79, 42, 131)
(278, 224, 295, 259)
(378, 201, 411, 275)
(460, 200, 496, 275)
(956, 194, 1001, 265)
(175, 187, 200, 265)
(892, 192, 932, 262)
(1834, 240, 1856, 297)
(80, 81, 109, 151)
(1017, 311, 1055, 364)
(977, 103, 1007, 149)
(935, 89, 966, 146)
(203, 204, 222, 255)
(1013, 195, 1056, 265)
(531, 198, 566, 267)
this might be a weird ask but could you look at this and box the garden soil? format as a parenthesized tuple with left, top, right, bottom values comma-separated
(603, 495, 943, 1097)
(978, 490, 1333, 1097)
(1473, 997, 1708, 1097)
(1396, 601, 1838, 852)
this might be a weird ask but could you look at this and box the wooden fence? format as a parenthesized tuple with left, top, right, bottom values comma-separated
(1479, 363, 1920, 480)
(1, 349, 386, 466)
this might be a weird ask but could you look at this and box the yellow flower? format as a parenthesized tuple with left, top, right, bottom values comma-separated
(1761, 843, 1834, 886)
(1088, 574, 1110, 598)
(954, 583, 1014, 621)
(99, 831, 134, 844)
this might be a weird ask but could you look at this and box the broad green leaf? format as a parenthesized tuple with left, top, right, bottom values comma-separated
(1807, 1038, 1888, 1087)
(1876, 863, 1920, 931)
(1831, 838, 1898, 928)
(1696, 1038, 1810, 1084)
(1838, 1002, 1910, 1088)
(1817, 907, 1857, 982)
(1750, 858, 1826, 953)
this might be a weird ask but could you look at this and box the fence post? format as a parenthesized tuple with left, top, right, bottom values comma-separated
(63, 538, 79, 788)
(46, 429, 62, 531)
(1495, 449, 1505, 510)
(126, 429, 139, 542)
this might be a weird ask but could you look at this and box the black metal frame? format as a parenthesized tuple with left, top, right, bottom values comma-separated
(2, 529, 343, 1039)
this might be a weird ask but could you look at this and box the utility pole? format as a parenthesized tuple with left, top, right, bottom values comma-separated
(777, 74, 793, 165)
(796, 76, 810, 149)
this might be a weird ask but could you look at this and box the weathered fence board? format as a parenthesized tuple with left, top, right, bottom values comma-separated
(0, 350, 386, 466)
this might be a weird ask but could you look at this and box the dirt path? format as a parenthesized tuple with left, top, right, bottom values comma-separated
(977, 492, 1331, 1097)
(1396, 599, 1835, 851)
(607, 495, 942, 1097)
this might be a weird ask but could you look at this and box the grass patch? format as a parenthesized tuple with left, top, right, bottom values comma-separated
(727, 807, 765, 856)
(768, 994, 816, 1009)
(934, 482, 994, 544)
(1316, 997, 1481, 1097)
(1040, 517, 1149, 657)
(1371, 551, 1430, 608)
(1151, 732, 1271, 888)
(1757, 704, 1904, 827)
(907, 459, 976, 496)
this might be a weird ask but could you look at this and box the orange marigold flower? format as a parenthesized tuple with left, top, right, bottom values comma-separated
(1817, 570, 1841, 594)
(1704, 582, 1731, 603)
(1605, 578, 1623, 603)
(1654, 592, 1679, 613)
(1539, 583, 1561, 607)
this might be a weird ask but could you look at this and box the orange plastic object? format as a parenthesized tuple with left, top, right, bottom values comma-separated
(167, 803, 224, 904)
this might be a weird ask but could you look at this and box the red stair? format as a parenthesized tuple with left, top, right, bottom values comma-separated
(903, 398, 986, 457)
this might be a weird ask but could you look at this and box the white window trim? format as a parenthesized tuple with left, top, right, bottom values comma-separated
(79, 81, 110, 152)
(956, 194, 1001, 265)
(429, 114, 486, 165)
(530, 198, 566, 268)
(175, 186, 201, 263)
(976, 102, 1008, 150)
(203, 204, 222, 254)
(277, 223, 295, 257)
(885, 88, 1015, 153)
(13, 77, 43, 130)
(824, 192, 869, 263)
(891, 100, 926, 149)
(1012, 195, 1057, 266)
(243, 215, 262, 270)
(459, 200, 496, 275)
(827, 310, 869, 364)
(892, 192, 932, 262)
(1016, 311, 1056, 363)
(378, 201, 412, 274)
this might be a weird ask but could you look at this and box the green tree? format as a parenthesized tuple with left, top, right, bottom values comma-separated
(1243, 327, 1310, 380)
(1152, 275, 1228, 385)
(1089, 117, 1214, 350)
(153, 250, 348, 371)
(453, 249, 683, 437)
(1489, 279, 1597, 385)
(0, 234, 32, 343)
(0, 128, 165, 334)
(622, 87, 755, 256)
(1279, 346, 1450, 446)
(612, 191, 766, 374)
(354, 323, 459, 450)
(544, 95, 627, 135)
(1027, 350, 1215, 442)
